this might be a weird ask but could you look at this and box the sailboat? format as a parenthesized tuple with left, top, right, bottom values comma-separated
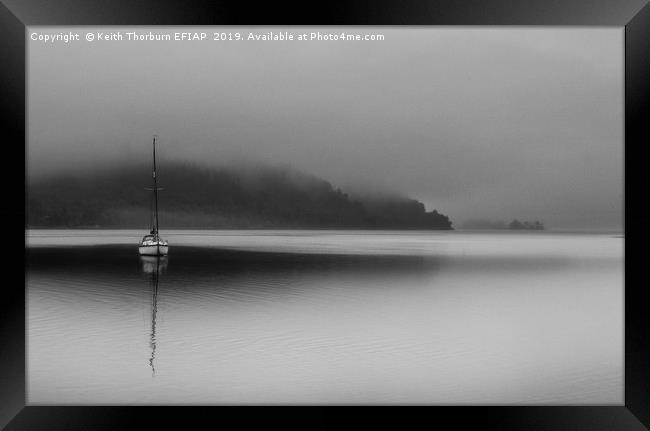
(139, 136, 169, 256)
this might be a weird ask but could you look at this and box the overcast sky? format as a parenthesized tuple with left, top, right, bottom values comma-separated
(28, 27, 623, 230)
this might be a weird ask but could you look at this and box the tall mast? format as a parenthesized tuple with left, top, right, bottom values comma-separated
(152, 136, 159, 235)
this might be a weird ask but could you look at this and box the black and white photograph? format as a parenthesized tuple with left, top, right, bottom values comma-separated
(25, 26, 624, 405)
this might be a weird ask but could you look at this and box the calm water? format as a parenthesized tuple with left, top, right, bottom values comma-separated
(26, 230, 623, 404)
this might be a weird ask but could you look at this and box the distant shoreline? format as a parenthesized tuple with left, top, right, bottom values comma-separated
(25, 227, 623, 236)
(25, 225, 454, 231)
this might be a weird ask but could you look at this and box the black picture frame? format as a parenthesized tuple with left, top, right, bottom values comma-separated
(3, 1, 648, 429)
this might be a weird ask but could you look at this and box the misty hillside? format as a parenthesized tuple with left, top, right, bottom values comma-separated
(27, 163, 453, 229)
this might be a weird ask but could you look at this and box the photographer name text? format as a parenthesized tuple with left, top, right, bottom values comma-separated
(30, 30, 385, 44)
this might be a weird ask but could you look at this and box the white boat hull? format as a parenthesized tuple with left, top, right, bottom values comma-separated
(139, 245, 169, 256)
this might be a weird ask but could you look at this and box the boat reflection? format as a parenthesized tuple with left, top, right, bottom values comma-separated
(141, 256, 167, 376)
(141, 255, 168, 274)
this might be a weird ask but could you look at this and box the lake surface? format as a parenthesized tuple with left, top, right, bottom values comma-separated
(26, 230, 623, 404)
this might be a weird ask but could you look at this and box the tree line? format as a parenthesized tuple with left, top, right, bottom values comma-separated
(27, 162, 453, 230)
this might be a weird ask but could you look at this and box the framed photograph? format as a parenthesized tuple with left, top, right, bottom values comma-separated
(2, 0, 648, 428)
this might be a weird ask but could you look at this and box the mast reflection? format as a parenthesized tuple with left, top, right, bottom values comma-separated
(141, 255, 168, 376)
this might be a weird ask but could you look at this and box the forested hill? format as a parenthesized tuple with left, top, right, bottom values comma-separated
(27, 163, 453, 230)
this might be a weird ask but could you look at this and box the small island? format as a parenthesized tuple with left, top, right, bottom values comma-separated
(462, 218, 545, 230)
(508, 219, 545, 230)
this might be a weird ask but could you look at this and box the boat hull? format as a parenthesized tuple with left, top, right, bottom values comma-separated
(138, 245, 169, 256)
